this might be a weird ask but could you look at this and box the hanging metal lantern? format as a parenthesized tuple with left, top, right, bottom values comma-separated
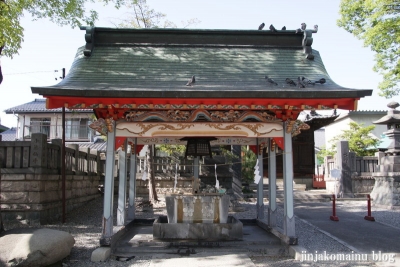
(181, 137, 217, 158)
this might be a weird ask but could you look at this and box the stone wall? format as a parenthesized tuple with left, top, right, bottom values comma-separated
(0, 133, 104, 226)
(1, 173, 102, 225)
(323, 141, 379, 197)
(370, 174, 400, 208)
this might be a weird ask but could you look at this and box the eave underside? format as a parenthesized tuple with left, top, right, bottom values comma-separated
(45, 96, 358, 115)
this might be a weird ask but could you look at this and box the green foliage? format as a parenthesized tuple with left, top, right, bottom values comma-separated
(316, 146, 335, 165)
(156, 144, 186, 156)
(328, 122, 380, 156)
(337, 0, 400, 98)
(218, 145, 239, 164)
(241, 146, 257, 184)
(0, 0, 130, 58)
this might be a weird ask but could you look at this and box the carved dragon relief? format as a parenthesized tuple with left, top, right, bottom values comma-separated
(124, 109, 279, 123)
(120, 123, 195, 136)
(285, 119, 310, 136)
(89, 117, 114, 135)
(205, 123, 280, 136)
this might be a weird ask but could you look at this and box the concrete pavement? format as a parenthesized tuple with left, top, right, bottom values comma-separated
(294, 201, 400, 255)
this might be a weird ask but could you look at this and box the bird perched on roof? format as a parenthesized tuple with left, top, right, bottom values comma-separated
(186, 75, 195, 86)
(301, 76, 315, 85)
(265, 76, 278, 86)
(313, 25, 318, 33)
(315, 78, 326, 84)
(281, 26, 286, 30)
(301, 23, 307, 31)
(310, 108, 319, 117)
(387, 101, 400, 109)
(297, 77, 306, 88)
(258, 23, 265, 30)
(269, 24, 277, 32)
(285, 78, 296, 86)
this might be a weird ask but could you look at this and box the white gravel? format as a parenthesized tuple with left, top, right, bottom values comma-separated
(2, 195, 399, 267)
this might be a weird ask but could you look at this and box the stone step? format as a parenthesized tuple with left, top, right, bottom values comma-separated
(243, 190, 331, 203)
(249, 182, 307, 191)
(112, 223, 289, 258)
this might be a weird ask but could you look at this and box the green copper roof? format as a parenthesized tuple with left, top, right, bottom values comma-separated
(31, 27, 372, 100)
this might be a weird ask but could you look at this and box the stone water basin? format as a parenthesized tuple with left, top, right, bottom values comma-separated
(153, 194, 243, 240)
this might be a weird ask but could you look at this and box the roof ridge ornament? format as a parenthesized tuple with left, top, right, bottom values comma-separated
(295, 23, 318, 60)
(80, 26, 95, 57)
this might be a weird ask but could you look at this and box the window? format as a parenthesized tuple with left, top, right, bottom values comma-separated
(65, 118, 91, 140)
(30, 118, 51, 137)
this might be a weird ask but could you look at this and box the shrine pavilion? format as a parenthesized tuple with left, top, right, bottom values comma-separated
(31, 26, 372, 246)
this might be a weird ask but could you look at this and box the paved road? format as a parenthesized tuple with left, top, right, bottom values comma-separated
(294, 201, 400, 255)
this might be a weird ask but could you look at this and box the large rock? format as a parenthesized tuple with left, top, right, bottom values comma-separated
(0, 228, 75, 267)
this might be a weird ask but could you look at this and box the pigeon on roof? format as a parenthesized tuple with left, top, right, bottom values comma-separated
(310, 108, 320, 116)
(301, 77, 315, 85)
(297, 77, 306, 88)
(186, 75, 195, 86)
(258, 23, 265, 30)
(281, 26, 286, 30)
(269, 24, 277, 32)
(285, 78, 296, 86)
(265, 76, 278, 86)
(387, 101, 399, 109)
(315, 78, 326, 84)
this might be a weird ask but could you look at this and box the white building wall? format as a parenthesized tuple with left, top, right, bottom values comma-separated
(324, 111, 387, 150)
(16, 113, 94, 140)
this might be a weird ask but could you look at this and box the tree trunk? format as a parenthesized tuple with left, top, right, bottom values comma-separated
(0, 210, 4, 234)
(147, 145, 158, 203)
(0, 45, 3, 84)
(0, 166, 4, 233)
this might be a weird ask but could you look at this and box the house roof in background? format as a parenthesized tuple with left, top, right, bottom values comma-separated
(32, 27, 372, 111)
(71, 141, 107, 152)
(333, 110, 387, 123)
(299, 109, 339, 131)
(0, 124, 9, 132)
(0, 127, 17, 141)
(4, 99, 93, 114)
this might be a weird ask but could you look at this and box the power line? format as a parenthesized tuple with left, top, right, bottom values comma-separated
(3, 70, 54, 75)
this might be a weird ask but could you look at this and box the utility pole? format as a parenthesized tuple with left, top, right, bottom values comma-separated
(61, 67, 66, 223)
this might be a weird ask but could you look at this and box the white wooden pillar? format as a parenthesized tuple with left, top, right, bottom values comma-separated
(101, 123, 116, 245)
(283, 121, 295, 237)
(268, 138, 277, 227)
(117, 139, 128, 226)
(256, 138, 265, 219)
(193, 156, 200, 178)
(128, 138, 137, 221)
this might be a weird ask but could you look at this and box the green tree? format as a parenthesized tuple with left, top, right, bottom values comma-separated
(241, 146, 257, 185)
(337, 0, 400, 98)
(327, 122, 380, 156)
(156, 144, 186, 156)
(0, 0, 130, 84)
(316, 145, 336, 165)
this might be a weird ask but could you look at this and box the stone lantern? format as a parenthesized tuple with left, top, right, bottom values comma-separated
(370, 101, 400, 208)
(373, 101, 400, 157)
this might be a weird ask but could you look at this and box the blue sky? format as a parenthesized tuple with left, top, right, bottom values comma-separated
(0, 0, 398, 128)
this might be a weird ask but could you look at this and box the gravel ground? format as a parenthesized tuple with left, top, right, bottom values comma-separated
(3, 194, 400, 267)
